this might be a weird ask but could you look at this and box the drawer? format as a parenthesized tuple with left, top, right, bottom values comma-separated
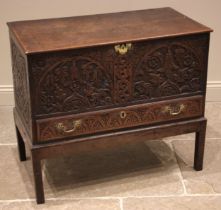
(36, 95, 203, 142)
(30, 34, 209, 117)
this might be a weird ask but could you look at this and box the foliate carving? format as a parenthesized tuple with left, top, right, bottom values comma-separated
(38, 97, 202, 142)
(37, 56, 112, 113)
(134, 41, 203, 100)
(31, 35, 208, 115)
(11, 41, 31, 133)
(134, 46, 169, 99)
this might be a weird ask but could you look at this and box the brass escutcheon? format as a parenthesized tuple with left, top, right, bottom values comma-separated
(120, 111, 127, 119)
(114, 43, 132, 55)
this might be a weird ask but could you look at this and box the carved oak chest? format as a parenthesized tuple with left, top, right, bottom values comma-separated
(7, 7, 212, 204)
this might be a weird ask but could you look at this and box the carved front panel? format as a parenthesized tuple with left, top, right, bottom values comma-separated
(133, 38, 206, 100)
(30, 34, 209, 116)
(37, 96, 203, 142)
(30, 47, 114, 115)
(11, 41, 31, 135)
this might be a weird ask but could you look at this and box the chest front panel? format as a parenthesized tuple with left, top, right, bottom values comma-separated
(29, 34, 209, 117)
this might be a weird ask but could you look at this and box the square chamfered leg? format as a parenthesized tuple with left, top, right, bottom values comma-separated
(15, 126, 27, 161)
(194, 119, 207, 171)
(31, 150, 45, 204)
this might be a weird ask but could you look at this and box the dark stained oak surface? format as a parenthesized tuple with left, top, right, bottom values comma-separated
(9, 7, 212, 204)
(7, 7, 212, 54)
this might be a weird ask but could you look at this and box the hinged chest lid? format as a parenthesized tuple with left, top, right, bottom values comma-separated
(7, 7, 212, 54)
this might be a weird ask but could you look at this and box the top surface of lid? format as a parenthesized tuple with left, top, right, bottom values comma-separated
(7, 7, 212, 54)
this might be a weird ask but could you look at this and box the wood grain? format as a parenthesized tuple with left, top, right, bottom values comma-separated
(7, 7, 212, 54)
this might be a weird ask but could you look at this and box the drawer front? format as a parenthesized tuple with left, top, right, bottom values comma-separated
(37, 96, 203, 142)
(30, 34, 209, 117)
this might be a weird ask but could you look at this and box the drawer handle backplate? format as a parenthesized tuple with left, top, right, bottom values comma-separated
(162, 104, 186, 116)
(56, 120, 82, 133)
(114, 43, 132, 55)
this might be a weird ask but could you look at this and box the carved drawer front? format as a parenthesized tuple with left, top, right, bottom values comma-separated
(36, 95, 203, 142)
(30, 34, 209, 117)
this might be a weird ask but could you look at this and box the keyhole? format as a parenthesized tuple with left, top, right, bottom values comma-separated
(120, 111, 127, 119)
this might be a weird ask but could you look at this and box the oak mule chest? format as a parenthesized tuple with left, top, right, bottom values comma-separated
(7, 7, 212, 204)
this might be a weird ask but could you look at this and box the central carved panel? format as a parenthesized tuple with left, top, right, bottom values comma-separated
(113, 56, 133, 103)
(30, 35, 208, 116)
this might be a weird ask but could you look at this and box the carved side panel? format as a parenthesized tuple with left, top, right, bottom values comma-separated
(11, 41, 31, 134)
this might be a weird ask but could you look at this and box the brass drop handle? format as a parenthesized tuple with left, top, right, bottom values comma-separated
(120, 111, 127, 119)
(114, 43, 132, 55)
(56, 119, 82, 133)
(162, 104, 185, 116)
